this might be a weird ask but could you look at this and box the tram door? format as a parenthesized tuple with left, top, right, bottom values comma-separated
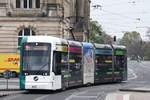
(95, 55, 113, 83)
(123, 56, 127, 81)
(95, 49, 113, 83)
(68, 47, 82, 86)
(114, 50, 127, 81)
(53, 51, 70, 89)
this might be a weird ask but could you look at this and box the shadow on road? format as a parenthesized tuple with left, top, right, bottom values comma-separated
(24, 82, 128, 95)
(25, 90, 63, 94)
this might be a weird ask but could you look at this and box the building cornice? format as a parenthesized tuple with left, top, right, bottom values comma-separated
(0, 17, 62, 22)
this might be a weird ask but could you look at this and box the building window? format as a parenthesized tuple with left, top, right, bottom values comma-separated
(18, 28, 35, 46)
(16, 0, 40, 9)
(16, 0, 21, 8)
(24, 0, 27, 8)
(36, 0, 40, 8)
(48, 4, 57, 10)
(29, 0, 32, 8)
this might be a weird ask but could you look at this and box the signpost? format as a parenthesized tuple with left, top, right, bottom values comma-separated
(4, 70, 12, 89)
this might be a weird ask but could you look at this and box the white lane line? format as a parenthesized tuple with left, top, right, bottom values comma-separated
(65, 90, 88, 100)
(123, 94, 130, 100)
(128, 68, 137, 80)
(105, 93, 117, 100)
(105, 94, 130, 100)
(73, 95, 97, 98)
(3, 94, 22, 100)
(35, 95, 49, 100)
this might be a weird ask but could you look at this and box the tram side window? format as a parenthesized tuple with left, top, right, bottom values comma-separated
(53, 52, 61, 75)
(69, 53, 82, 71)
(115, 56, 125, 67)
(61, 53, 69, 71)
(53, 51, 68, 75)
(96, 56, 112, 64)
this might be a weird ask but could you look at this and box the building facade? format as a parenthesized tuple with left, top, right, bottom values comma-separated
(0, 0, 91, 53)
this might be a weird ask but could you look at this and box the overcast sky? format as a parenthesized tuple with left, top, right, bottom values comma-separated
(91, 0, 150, 40)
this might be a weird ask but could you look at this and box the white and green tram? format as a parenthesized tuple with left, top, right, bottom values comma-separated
(20, 36, 127, 90)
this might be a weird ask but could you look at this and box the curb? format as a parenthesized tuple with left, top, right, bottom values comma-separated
(0, 90, 26, 97)
(0, 89, 20, 91)
(120, 88, 150, 92)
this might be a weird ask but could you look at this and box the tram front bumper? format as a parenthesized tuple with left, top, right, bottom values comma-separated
(25, 82, 55, 90)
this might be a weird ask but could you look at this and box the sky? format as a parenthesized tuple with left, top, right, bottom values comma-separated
(91, 0, 150, 41)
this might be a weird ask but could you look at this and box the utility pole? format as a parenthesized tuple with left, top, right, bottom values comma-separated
(110, 36, 117, 81)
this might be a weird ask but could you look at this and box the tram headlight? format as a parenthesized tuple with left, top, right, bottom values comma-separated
(43, 73, 48, 76)
(24, 73, 29, 76)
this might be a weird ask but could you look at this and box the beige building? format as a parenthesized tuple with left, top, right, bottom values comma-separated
(0, 0, 91, 53)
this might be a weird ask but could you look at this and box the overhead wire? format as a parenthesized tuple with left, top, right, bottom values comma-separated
(91, 0, 150, 39)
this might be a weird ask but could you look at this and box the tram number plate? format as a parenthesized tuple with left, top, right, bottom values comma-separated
(32, 85, 37, 89)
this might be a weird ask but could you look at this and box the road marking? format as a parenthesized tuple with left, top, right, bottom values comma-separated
(35, 95, 49, 100)
(123, 94, 130, 100)
(105, 93, 117, 100)
(3, 94, 22, 100)
(105, 93, 130, 100)
(128, 68, 137, 80)
(65, 90, 88, 100)
(73, 95, 97, 98)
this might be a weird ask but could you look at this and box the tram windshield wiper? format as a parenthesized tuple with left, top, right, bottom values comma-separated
(35, 62, 49, 75)
(39, 62, 49, 71)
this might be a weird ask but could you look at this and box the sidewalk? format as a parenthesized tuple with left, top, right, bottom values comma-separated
(0, 90, 25, 97)
(0, 78, 25, 97)
(0, 78, 19, 83)
(105, 87, 150, 100)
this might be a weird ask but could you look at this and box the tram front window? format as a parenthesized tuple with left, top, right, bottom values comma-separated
(22, 43, 51, 75)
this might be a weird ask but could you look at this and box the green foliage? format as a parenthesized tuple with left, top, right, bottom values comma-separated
(89, 21, 112, 44)
(121, 31, 145, 59)
(121, 31, 142, 47)
(143, 42, 150, 60)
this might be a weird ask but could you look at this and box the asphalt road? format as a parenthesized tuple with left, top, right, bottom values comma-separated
(1, 60, 150, 100)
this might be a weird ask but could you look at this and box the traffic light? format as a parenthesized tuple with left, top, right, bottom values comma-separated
(114, 36, 116, 42)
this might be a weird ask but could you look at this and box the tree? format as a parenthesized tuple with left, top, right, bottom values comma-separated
(143, 42, 150, 60)
(146, 28, 150, 40)
(121, 31, 144, 59)
(121, 31, 142, 47)
(89, 21, 112, 44)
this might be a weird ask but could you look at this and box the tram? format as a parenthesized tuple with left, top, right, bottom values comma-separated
(20, 36, 127, 90)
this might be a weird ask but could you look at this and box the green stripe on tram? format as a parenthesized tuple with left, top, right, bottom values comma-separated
(20, 37, 27, 90)
(115, 50, 126, 56)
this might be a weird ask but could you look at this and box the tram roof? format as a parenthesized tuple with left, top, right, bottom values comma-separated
(82, 42, 93, 48)
(68, 40, 82, 47)
(113, 45, 126, 50)
(25, 36, 67, 44)
(94, 43, 112, 49)
(23, 36, 126, 50)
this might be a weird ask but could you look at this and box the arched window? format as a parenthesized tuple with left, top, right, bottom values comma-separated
(18, 28, 35, 46)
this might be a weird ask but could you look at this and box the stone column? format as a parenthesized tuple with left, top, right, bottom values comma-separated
(33, 0, 36, 8)
(21, 0, 24, 8)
